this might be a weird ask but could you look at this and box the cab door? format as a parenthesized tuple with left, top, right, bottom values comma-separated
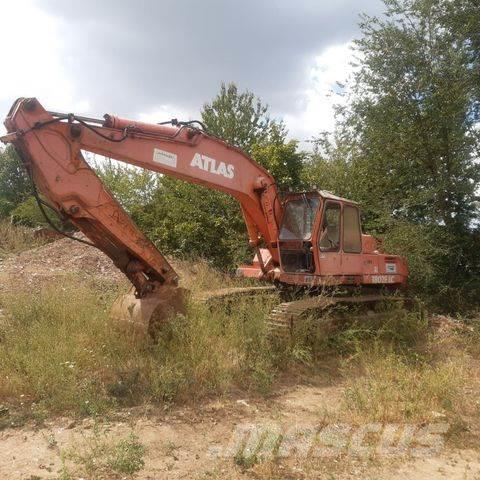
(317, 201, 342, 276)
(341, 204, 363, 275)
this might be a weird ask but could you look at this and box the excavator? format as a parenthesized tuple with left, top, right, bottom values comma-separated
(0, 98, 408, 336)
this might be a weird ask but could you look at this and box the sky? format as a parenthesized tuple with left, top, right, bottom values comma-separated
(0, 0, 384, 144)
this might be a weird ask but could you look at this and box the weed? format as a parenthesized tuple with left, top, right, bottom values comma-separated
(163, 440, 180, 458)
(234, 449, 260, 469)
(57, 461, 73, 480)
(0, 275, 279, 413)
(0, 220, 46, 258)
(0, 262, 476, 439)
(107, 432, 145, 475)
(341, 347, 467, 423)
(0, 277, 123, 413)
(45, 432, 58, 449)
(61, 424, 145, 478)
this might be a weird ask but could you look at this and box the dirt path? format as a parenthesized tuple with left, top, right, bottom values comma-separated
(1, 385, 480, 479)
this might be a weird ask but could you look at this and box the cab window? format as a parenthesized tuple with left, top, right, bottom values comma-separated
(279, 197, 320, 240)
(319, 202, 340, 251)
(343, 205, 362, 253)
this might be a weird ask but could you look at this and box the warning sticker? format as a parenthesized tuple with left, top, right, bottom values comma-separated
(153, 148, 177, 168)
(386, 263, 397, 274)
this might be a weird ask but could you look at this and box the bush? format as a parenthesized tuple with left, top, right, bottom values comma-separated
(383, 221, 480, 312)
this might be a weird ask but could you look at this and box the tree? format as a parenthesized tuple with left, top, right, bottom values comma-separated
(202, 82, 272, 154)
(134, 178, 251, 269)
(139, 83, 306, 269)
(345, 0, 479, 230)
(251, 124, 305, 191)
(0, 146, 31, 218)
(305, 0, 480, 309)
(93, 157, 158, 215)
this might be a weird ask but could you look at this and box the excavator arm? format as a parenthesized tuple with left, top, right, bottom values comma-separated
(1, 98, 283, 332)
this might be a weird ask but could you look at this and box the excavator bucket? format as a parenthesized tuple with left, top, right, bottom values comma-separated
(110, 285, 187, 338)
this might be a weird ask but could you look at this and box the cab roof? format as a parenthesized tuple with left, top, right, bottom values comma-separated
(318, 190, 358, 204)
(285, 190, 358, 205)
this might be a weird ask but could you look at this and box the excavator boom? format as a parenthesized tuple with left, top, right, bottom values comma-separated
(1, 98, 283, 332)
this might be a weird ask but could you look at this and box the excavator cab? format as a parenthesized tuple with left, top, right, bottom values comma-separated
(278, 191, 364, 277)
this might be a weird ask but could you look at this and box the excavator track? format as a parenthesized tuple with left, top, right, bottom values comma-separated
(195, 287, 410, 341)
(195, 285, 277, 304)
(266, 294, 408, 339)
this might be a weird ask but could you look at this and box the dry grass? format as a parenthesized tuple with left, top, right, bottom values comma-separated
(277, 305, 480, 427)
(0, 274, 278, 415)
(0, 253, 479, 444)
(0, 220, 46, 258)
(175, 257, 253, 293)
(341, 348, 468, 423)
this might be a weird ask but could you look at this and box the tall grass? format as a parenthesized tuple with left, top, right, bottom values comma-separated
(333, 311, 471, 423)
(0, 275, 278, 414)
(0, 271, 476, 426)
(342, 348, 467, 422)
(0, 220, 45, 258)
(280, 305, 472, 424)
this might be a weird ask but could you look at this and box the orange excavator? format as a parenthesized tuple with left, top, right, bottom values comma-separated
(1, 98, 408, 336)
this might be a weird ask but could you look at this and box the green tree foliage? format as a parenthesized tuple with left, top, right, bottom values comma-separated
(140, 83, 305, 269)
(10, 197, 51, 227)
(251, 124, 305, 191)
(306, 0, 480, 309)
(202, 82, 272, 154)
(132, 178, 251, 268)
(349, 0, 479, 230)
(93, 157, 158, 215)
(0, 146, 31, 218)
(0, 146, 57, 227)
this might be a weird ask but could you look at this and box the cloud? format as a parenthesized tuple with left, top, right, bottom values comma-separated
(0, 0, 90, 117)
(283, 42, 356, 142)
(0, 0, 383, 142)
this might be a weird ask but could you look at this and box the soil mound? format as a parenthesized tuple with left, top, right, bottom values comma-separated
(0, 234, 123, 293)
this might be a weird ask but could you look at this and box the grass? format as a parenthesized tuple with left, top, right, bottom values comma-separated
(0, 220, 46, 258)
(175, 257, 252, 294)
(0, 274, 279, 415)
(275, 303, 478, 426)
(60, 424, 145, 478)
(0, 243, 478, 440)
(341, 348, 467, 422)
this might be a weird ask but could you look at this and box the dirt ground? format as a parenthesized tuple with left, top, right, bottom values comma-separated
(1, 238, 479, 479)
(0, 235, 123, 295)
(1, 385, 480, 479)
